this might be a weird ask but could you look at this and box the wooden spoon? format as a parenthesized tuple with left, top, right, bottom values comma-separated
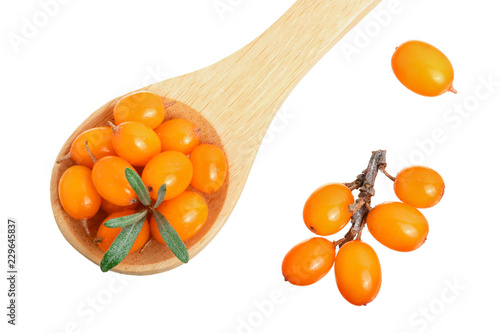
(50, 0, 381, 275)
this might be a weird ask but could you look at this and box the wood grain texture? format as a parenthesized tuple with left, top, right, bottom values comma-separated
(50, 0, 381, 275)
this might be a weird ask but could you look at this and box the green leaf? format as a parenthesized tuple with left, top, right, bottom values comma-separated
(104, 210, 148, 228)
(154, 184, 167, 209)
(125, 168, 151, 206)
(100, 217, 146, 272)
(152, 209, 189, 263)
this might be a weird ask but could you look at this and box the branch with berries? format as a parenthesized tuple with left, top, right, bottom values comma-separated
(282, 150, 445, 306)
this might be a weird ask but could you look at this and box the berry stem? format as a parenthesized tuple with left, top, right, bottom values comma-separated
(56, 152, 71, 164)
(81, 219, 91, 236)
(84, 140, 98, 164)
(140, 238, 153, 253)
(380, 166, 396, 182)
(107, 121, 118, 133)
(164, 101, 177, 109)
(337, 150, 387, 248)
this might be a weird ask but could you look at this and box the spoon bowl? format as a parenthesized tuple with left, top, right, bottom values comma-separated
(50, 0, 381, 275)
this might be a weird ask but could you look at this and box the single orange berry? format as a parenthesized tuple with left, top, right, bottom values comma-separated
(92, 156, 138, 207)
(190, 144, 227, 193)
(110, 121, 161, 167)
(151, 191, 208, 242)
(366, 202, 429, 252)
(58, 165, 102, 220)
(155, 119, 201, 154)
(394, 166, 445, 208)
(113, 91, 165, 129)
(303, 183, 354, 236)
(69, 127, 115, 168)
(142, 151, 193, 200)
(100, 198, 139, 215)
(392, 40, 456, 97)
(282, 237, 335, 286)
(97, 210, 150, 253)
(334, 240, 382, 306)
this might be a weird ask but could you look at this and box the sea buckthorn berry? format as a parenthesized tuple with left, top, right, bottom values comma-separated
(92, 156, 138, 206)
(190, 144, 227, 193)
(155, 119, 201, 154)
(111, 121, 161, 167)
(394, 166, 445, 208)
(282, 237, 335, 286)
(97, 210, 150, 253)
(100, 198, 138, 215)
(392, 40, 455, 97)
(142, 151, 193, 200)
(366, 202, 429, 252)
(151, 191, 208, 242)
(58, 165, 102, 220)
(303, 183, 354, 236)
(69, 127, 115, 168)
(113, 91, 165, 129)
(334, 240, 382, 306)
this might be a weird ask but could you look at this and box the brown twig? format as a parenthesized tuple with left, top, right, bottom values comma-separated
(349, 200, 365, 213)
(343, 173, 365, 191)
(336, 150, 387, 248)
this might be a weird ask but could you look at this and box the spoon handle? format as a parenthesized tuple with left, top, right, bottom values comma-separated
(153, 0, 381, 153)
(216, 0, 381, 106)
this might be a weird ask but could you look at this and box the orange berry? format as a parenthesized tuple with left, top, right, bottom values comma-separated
(100, 198, 138, 215)
(142, 151, 193, 200)
(97, 210, 150, 253)
(394, 166, 445, 208)
(303, 183, 354, 236)
(58, 165, 101, 220)
(151, 191, 208, 242)
(69, 127, 115, 168)
(334, 240, 382, 306)
(92, 156, 138, 207)
(190, 144, 227, 193)
(282, 237, 335, 286)
(111, 121, 161, 167)
(366, 202, 429, 252)
(392, 40, 455, 97)
(155, 119, 200, 154)
(113, 91, 165, 129)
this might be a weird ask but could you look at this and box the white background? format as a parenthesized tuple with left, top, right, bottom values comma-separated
(1, 0, 500, 332)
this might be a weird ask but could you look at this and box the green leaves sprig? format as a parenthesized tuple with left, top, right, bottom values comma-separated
(103, 210, 148, 228)
(152, 210, 189, 263)
(154, 184, 167, 209)
(99, 168, 189, 272)
(125, 168, 151, 206)
(100, 217, 146, 272)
